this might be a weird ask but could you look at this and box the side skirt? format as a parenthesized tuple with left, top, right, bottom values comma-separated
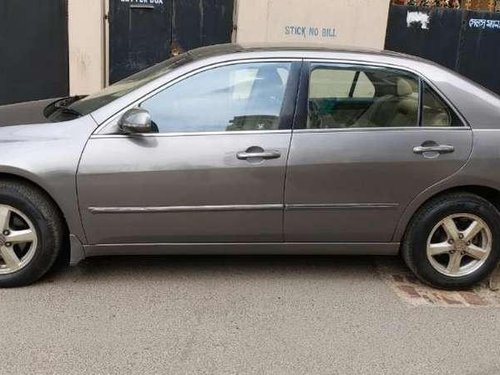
(81, 242, 400, 259)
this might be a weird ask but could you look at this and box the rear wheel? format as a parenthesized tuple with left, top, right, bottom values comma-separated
(402, 192, 500, 289)
(0, 181, 64, 287)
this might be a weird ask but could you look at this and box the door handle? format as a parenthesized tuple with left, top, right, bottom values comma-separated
(413, 144, 455, 155)
(237, 150, 281, 160)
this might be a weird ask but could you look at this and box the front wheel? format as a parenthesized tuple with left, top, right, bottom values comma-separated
(402, 192, 500, 289)
(0, 181, 64, 287)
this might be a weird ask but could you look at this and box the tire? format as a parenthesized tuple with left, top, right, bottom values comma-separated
(402, 192, 500, 289)
(0, 181, 64, 287)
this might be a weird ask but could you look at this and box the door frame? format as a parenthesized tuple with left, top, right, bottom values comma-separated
(93, 58, 303, 135)
(292, 59, 471, 131)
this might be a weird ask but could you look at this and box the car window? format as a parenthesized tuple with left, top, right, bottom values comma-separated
(307, 67, 419, 129)
(422, 82, 462, 127)
(141, 62, 292, 133)
(309, 70, 375, 99)
(353, 72, 376, 98)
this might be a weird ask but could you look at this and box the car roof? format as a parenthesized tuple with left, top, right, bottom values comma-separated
(187, 42, 421, 62)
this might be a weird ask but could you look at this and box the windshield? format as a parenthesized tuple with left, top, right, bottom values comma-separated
(57, 53, 192, 119)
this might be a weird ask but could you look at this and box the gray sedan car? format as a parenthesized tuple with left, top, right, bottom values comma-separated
(1, 44, 500, 289)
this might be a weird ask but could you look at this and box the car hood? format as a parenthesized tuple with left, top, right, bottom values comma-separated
(0, 98, 56, 126)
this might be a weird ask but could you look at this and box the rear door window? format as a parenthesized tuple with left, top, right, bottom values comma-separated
(307, 66, 419, 129)
(306, 64, 464, 129)
(422, 82, 463, 127)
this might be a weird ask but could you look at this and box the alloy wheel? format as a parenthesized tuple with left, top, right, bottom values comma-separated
(426, 213, 492, 277)
(0, 205, 38, 275)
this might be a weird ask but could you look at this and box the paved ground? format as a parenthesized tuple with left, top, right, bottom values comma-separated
(1, 255, 500, 375)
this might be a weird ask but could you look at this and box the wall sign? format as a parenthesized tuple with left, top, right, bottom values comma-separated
(119, 0, 164, 5)
(284, 25, 337, 39)
(469, 18, 500, 30)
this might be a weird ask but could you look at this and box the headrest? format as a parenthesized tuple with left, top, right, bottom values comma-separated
(397, 98, 418, 115)
(397, 78, 413, 97)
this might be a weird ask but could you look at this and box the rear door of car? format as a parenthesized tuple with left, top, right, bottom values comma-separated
(284, 61, 473, 242)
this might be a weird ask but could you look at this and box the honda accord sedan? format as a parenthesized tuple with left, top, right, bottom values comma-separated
(0, 44, 499, 288)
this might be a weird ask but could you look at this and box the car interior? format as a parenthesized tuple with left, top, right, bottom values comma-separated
(226, 64, 289, 131)
(307, 68, 453, 129)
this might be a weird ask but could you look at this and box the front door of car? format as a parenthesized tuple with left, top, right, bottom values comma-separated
(77, 61, 300, 244)
(284, 62, 473, 242)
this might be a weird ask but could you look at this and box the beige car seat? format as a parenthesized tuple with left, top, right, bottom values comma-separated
(353, 78, 418, 127)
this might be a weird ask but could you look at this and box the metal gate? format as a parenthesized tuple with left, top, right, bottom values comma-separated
(0, 0, 69, 105)
(385, 5, 500, 95)
(109, 0, 234, 83)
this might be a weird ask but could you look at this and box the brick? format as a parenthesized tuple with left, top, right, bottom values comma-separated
(438, 294, 463, 305)
(459, 292, 487, 306)
(398, 285, 421, 298)
(422, 294, 435, 304)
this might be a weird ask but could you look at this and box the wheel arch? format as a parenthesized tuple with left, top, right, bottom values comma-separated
(0, 171, 70, 235)
(394, 184, 500, 243)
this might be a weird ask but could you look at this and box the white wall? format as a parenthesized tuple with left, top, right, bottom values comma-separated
(68, 0, 106, 95)
(235, 0, 390, 49)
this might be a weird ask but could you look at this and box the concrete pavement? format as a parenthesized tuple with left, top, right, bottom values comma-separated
(0, 255, 499, 374)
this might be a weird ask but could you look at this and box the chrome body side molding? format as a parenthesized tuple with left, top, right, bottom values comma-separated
(286, 203, 399, 210)
(89, 203, 399, 214)
(89, 204, 283, 214)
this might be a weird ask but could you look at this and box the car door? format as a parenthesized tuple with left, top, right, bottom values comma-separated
(77, 60, 300, 244)
(284, 62, 473, 242)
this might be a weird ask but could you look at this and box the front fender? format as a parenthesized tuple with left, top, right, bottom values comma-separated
(0, 115, 97, 243)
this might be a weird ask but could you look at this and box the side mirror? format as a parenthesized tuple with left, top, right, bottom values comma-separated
(118, 108, 154, 134)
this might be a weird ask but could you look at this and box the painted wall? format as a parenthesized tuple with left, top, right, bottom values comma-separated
(0, 0, 69, 105)
(66, 0, 391, 95)
(68, 0, 106, 95)
(235, 0, 391, 49)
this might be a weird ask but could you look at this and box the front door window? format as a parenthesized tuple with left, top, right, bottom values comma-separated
(141, 62, 292, 133)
